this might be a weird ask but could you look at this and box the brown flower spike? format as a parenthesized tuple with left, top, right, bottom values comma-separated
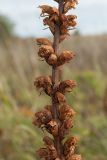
(33, 0, 81, 159)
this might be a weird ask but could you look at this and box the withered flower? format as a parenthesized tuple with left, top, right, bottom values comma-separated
(67, 154, 81, 160)
(64, 137, 78, 156)
(57, 51, 75, 66)
(43, 17, 55, 34)
(64, 0, 78, 13)
(46, 54, 58, 66)
(58, 80, 77, 93)
(55, 92, 66, 104)
(33, 107, 52, 128)
(36, 38, 52, 46)
(34, 76, 52, 96)
(38, 45, 54, 58)
(59, 104, 76, 120)
(46, 120, 59, 136)
(39, 5, 59, 16)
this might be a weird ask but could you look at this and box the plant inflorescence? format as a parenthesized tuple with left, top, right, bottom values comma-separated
(33, 0, 81, 159)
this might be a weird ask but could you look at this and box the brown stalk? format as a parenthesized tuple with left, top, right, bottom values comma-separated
(52, 0, 64, 158)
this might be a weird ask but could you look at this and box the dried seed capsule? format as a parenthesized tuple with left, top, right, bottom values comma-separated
(46, 120, 59, 136)
(59, 104, 76, 120)
(57, 51, 75, 66)
(38, 45, 54, 58)
(36, 38, 52, 46)
(46, 54, 58, 66)
(58, 80, 77, 93)
(55, 92, 66, 104)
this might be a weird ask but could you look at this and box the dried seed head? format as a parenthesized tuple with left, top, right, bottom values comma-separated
(39, 5, 59, 16)
(36, 38, 52, 46)
(46, 120, 59, 136)
(38, 45, 54, 58)
(59, 104, 76, 120)
(57, 51, 75, 66)
(58, 80, 77, 93)
(64, 137, 78, 156)
(55, 92, 66, 104)
(46, 54, 58, 66)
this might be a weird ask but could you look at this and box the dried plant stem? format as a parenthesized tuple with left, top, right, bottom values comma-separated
(33, 0, 81, 159)
(52, 1, 64, 158)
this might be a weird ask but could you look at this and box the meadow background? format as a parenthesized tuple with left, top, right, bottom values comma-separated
(0, 0, 107, 160)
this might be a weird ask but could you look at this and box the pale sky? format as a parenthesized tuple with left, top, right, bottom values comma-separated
(0, 0, 107, 37)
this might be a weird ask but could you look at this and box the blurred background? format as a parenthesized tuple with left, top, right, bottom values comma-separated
(0, 0, 107, 160)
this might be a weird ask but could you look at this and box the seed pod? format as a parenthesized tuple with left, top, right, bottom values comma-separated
(46, 54, 58, 66)
(64, 137, 78, 156)
(36, 38, 52, 46)
(57, 51, 75, 66)
(46, 120, 59, 136)
(38, 45, 54, 58)
(39, 5, 59, 16)
(55, 92, 66, 104)
(59, 104, 76, 120)
(58, 80, 77, 93)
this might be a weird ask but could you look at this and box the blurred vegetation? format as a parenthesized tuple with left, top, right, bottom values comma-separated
(0, 15, 14, 39)
(0, 21, 107, 159)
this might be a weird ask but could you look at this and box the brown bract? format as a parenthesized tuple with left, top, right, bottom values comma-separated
(54, 92, 66, 104)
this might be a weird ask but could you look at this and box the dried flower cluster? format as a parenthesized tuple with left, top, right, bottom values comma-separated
(33, 0, 81, 159)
